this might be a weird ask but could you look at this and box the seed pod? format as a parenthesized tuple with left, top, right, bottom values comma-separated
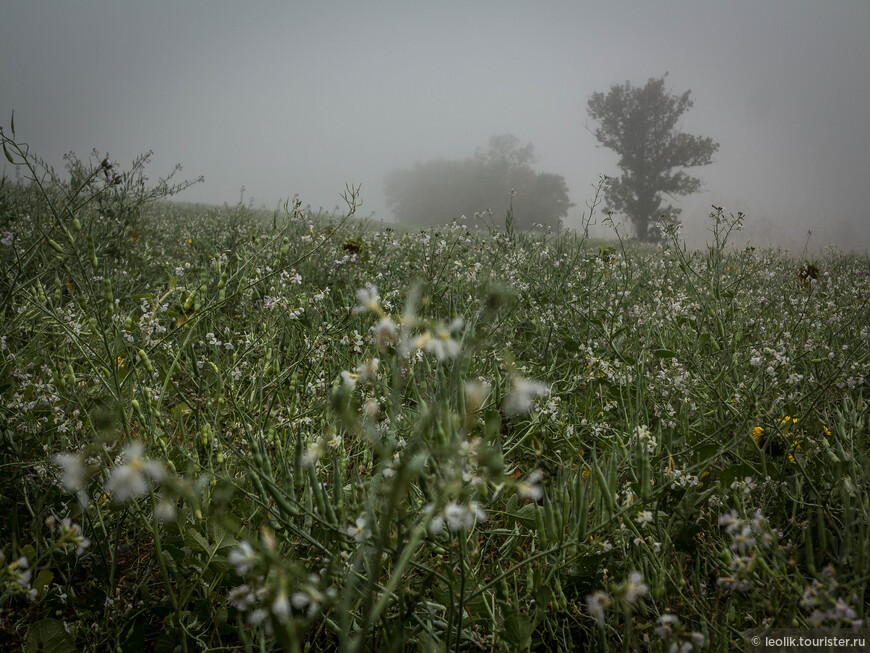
(593, 461, 614, 514)
(183, 290, 196, 312)
(554, 576, 568, 610)
(104, 279, 113, 303)
(535, 505, 549, 549)
(138, 349, 153, 373)
(46, 238, 65, 255)
(543, 498, 557, 543)
(88, 236, 98, 269)
(72, 217, 82, 232)
(218, 272, 227, 289)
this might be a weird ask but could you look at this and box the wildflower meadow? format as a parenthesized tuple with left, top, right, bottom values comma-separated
(1, 124, 869, 651)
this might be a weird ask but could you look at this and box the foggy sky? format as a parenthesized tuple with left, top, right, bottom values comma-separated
(2, 1, 868, 252)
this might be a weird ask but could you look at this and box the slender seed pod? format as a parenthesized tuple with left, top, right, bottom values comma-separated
(593, 460, 614, 514)
(88, 236, 98, 269)
(535, 504, 549, 549)
(138, 349, 153, 373)
(46, 238, 65, 255)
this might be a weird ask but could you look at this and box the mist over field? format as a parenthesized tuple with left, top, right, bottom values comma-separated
(4, 4, 870, 650)
(1, 1, 869, 252)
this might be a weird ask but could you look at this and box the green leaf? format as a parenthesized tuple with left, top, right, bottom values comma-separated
(34, 569, 54, 594)
(20, 544, 36, 562)
(184, 529, 212, 555)
(508, 503, 538, 530)
(654, 348, 677, 358)
(501, 612, 533, 650)
(25, 619, 76, 653)
(672, 521, 703, 552)
(717, 462, 757, 487)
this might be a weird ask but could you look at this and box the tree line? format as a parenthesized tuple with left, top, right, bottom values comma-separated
(384, 75, 719, 241)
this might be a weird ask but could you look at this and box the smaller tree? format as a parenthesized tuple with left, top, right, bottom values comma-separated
(588, 75, 719, 241)
(384, 134, 573, 230)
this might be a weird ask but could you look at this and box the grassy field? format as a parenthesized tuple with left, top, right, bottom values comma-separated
(1, 135, 869, 652)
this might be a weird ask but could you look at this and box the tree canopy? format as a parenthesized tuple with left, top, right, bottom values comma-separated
(384, 134, 573, 230)
(587, 75, 719, 241)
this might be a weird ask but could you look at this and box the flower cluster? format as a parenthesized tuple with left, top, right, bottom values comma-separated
(428, 500, 487, 534)
(717, 508, 777, 553)
(801, 567, 864, 629)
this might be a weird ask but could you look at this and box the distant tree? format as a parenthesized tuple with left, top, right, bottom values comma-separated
(384, 134, 573, 230)
(587, 75, 719, 241)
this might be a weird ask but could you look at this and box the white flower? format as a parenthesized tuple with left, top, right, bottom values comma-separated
(354, 284, 380, 314)
(634, 425, 657, 454)
(464, 380, 491, 411)
(53, 452, 88, 508)
(302, 439, 325, 467)
(656, 613, 679, 639)
(228, 541, 258, 576)
(636, 510, 654, 527)
(586, 591, 611, 628)
(516, 470, 544, 501)
(272, 590, 291, 624)
(247, 608, 268, 625)
(340, 370, 358, 388)
(227, 584, 255, 611)
(503, 377, 551, 415)
(355, 358, 379, 382)
(59, 518, 90, 556)
(348, 516, 371, 542)
(413, 318, 464, 361)
(1, 231, 13, 247)
(623, 571, 648, 605)
(104, 442, 165, 502)
(291, 591, 309, 610)
(291, 577, 333, 617)
(374, 317, 397, 351)
(443, 501, 487, 532)
(718, 509, 741, 534)
(155, 498, 177, 522)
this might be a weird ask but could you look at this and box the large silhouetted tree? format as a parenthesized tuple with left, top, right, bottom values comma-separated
(384, 134, 573, 230)
(587, 75, 719, 241)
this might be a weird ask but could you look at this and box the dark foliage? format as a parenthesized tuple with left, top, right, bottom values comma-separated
(588, 75, 719, 241)
(384, 134, 573, 230)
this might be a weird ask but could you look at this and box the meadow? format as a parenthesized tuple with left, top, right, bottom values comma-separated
(1, 131, 869, 652)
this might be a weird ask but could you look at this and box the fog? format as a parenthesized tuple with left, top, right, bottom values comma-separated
(2, 1, 868, 252)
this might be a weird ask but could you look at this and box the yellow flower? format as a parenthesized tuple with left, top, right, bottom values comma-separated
(752, 427, 764, 444)
(822, 426, 831, 437)
(781, 416, 791, 425)
(788, 440, 802, 463)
